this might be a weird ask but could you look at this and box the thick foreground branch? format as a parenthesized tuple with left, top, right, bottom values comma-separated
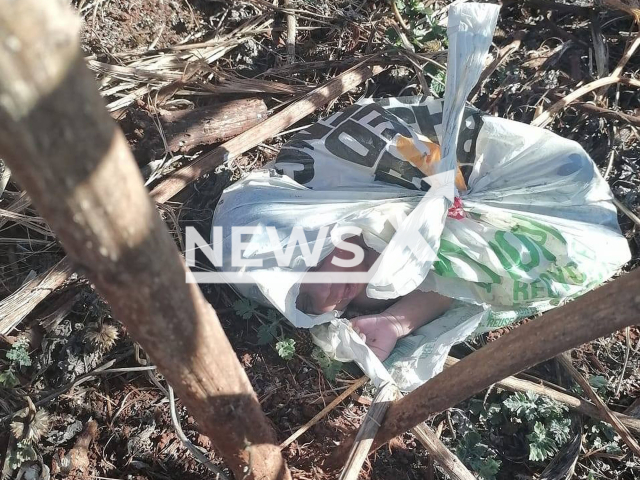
(0, 2, 289, 479)
(330, 268, 640, 464)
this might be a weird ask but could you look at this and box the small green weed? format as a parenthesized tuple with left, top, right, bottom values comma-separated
(311, 347, 343, 381)
(275, 338, 296, 360)
(386, 1, 447, 49)
(503, 392, 570, 462)
(0, 338, 32, 388)
(235, 300, 297, 361)
(456, 430, 502, 480)
(233, 298, 260, 320)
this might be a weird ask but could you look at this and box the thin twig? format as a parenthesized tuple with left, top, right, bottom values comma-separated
(532, 76, 640, 127)
(558, 353, 640, 457)
(614, 327, 632, 397)
(390, 0, 410, 32)
(339, 382, 396, 480)
(412, 423, 476, 480)
(614, 32, 640, 77)
(568, 101, 640, 128)
(614, 197, 640, 227)
(280, 376, 368, 449)
(167, 384, 230, 480)
(470, 31, 526, 99)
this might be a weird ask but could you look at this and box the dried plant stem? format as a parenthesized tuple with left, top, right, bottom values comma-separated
(532, 76, 640, 127)
(558, 354, 640, 456)
(280, 376, 368, 449)
(412, 423, 476, 480)
(339, 382, 396, 480)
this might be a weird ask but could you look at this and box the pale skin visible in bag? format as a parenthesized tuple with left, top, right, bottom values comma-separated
(296, 236, 453, 361)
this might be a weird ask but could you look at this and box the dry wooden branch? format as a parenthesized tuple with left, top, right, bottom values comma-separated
(284, 0, 296, 64)
(150, 61, 382, 203)
(569, 101, 640, 128)
(532, 76, 640, 127)
(0, 258, 74, 336)
(339, 382, 396, 480)
(0, 48, 380, 336)
(139, 98, 267, 156)
(51, 420, 98, 476)
(330, 267, 640, 464)
(444, 357, 640, 435)
(557, 354, 640, 456)
(0, 2, 289, 478)
(280, 376, 368, 449)
(412, 424, 476, 480)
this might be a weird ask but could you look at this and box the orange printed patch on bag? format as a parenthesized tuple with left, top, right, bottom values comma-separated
(395, 134, 467, 192)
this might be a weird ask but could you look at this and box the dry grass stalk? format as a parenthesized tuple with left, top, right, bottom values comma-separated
(412, 423, 476, 480)
(0, 258, 74, 336)
(280, 376, 368, 449)
(558, 353, 640, 456)
(284, 0, 297, 64)
(339, 381, 397, 480)
(0, 191, 31, 230)
(532, 76, 640, 127)
(90, 15, 274, 113)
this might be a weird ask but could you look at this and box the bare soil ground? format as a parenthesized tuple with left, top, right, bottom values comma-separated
(1, 1, 639, 479)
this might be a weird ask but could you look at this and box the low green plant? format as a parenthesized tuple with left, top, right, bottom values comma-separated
(503, 391, 571, 462)
(456, 430, 502, 480)
(527, 421, 562, 462)
(8, 441, 38, 470)
(588, 375, 608, 390)
(232, 298, 260, 320)
(585, 420, 622, 455)
(0, 369, 19, 388)
(256, 310, 283, 346)
(6, 337, 32, 368)
(311, 347, 343, 381)
(386, 1, 448, 50)
(0, 338, 32, 388)
(252, 308, 297, 361)
(275, 338, 296, 360)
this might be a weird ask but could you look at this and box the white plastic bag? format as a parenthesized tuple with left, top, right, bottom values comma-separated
(212, 3, 631, 390)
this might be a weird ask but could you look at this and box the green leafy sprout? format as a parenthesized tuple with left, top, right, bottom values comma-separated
(275, 338, 296, 361)
(233, 298, 342, 379)
(311, 347, 343, 381)
(233, 299, 299, 361)
(503, 392, 571, 462)
(1, 338, 32, 388)
(456, 430, 502, 480)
